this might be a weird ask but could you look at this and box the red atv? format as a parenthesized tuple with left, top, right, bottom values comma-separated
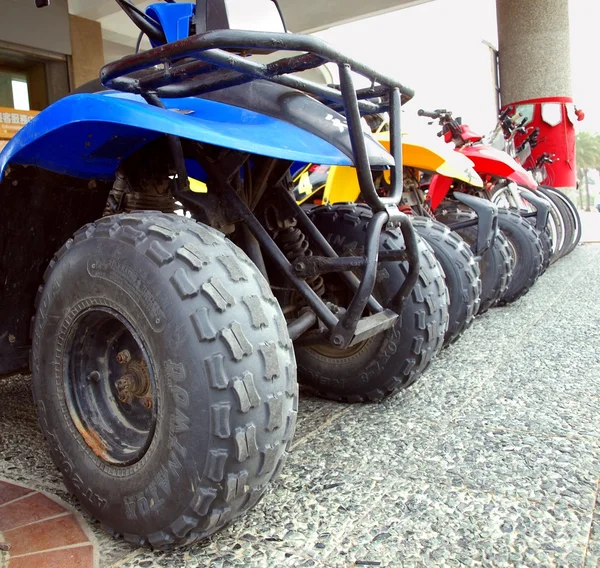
(418, 108, 550, 312)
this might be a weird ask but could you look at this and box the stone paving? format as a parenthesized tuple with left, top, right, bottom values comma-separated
(581, 210, 600, 243)
(0, 241, 599, 567)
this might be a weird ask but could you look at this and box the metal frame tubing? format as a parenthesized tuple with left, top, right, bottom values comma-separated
(334, 210, 388, 339)
(101, 27, 426, 346)
(391, 213, 421, 313)
(101, 29, 414, 106)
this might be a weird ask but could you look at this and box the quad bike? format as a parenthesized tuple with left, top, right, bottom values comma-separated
(418, 108, 550, 308)
(0, 0, 449, 548)
(294, 126, 486, 347)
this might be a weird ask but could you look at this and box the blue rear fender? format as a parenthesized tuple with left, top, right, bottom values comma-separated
(0, 89, 392, 182)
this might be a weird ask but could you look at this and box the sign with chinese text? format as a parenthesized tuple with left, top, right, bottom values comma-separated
(0, 107, 39, 140)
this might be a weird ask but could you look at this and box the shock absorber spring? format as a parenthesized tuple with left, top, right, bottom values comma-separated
(277, 220, 325, 298)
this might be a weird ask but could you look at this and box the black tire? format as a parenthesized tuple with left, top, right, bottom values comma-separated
(31, 212, 298, 549)
(496, 208, 544, 305)
(541, 186, 582, 256)
(491, 186, 564, 266)
(537, 227, 552, 275)
(412, 216, 481, 346)
(523, 216, 552, 275)
(435, 208, 514, 314)
(295, 203, 449, 403)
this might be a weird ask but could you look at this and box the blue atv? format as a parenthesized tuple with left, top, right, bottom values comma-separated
(0, 0, 448, 548)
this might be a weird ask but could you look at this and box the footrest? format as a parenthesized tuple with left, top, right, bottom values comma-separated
(349, 309, 399, 346)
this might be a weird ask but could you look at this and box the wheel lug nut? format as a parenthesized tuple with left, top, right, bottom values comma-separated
(87, 371, 100, 383)
(116, 350, 131, 364)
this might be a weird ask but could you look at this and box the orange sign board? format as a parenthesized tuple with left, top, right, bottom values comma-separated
(0, 107, 39, 140)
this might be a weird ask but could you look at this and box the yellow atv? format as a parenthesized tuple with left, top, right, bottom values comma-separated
(295, 128, 491, 347)
(295, 129, 481, 206)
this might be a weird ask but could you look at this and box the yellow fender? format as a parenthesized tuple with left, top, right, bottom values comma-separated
(293, 164, 327, 205)
(323, 131, 483, 205)
(189, 178, 208, 193)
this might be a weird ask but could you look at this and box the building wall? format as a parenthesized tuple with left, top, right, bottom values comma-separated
(279, 0, 433, 32)
(103, 39, 134, 66)
(69, 15, 105, 88)
(0, 0, 71, 55)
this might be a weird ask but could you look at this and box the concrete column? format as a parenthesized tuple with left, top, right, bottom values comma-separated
(69, 15, 105, 89)
(496, 0, 578, 190)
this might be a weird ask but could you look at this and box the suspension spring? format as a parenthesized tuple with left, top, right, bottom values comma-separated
(277, 220, 325, 297)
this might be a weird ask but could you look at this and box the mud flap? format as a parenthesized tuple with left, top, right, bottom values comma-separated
(519, 188, 551, 231)
(452, 192, 498, 256)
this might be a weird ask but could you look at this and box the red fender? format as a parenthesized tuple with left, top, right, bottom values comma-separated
(426, 144, 537, 211)
(426, 174, 454, 211)
(458, 145, 537, 190)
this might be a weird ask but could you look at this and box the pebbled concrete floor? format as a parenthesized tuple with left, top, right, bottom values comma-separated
(581, 210, 600, 243)
(1, 242, 599, 567)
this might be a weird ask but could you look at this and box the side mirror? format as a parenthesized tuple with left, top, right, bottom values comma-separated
(198, 0, 286, 33)
(35, 0, 50, 6)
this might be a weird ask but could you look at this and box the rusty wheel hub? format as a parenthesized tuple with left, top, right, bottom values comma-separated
(115, 359, 152, 408)
(65, 307, 157, 466)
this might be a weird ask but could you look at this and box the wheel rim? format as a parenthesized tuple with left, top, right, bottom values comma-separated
(550, 190, 580, 247)
(505, 235, 518, 267)
(65, 307, 157, 467)
(310, 339, 369, 359)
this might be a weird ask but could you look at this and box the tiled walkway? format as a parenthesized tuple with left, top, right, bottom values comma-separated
(0, 479, 96, 567)
(0, 240, 599, 566)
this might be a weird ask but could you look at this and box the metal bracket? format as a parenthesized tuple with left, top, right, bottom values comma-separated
(384, 203, 405, 230)
(293, 249, 407, 279)
(348, 309, 399, 346)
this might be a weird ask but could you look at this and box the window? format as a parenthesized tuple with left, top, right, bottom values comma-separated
(11, 79, 30, 111)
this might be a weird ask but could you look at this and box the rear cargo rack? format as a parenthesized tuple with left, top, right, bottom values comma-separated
(101, 30, 413, 211)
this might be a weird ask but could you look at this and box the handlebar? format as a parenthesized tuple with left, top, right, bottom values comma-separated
(498, 105, 513, 122)
(536, 153, 554, 167)
(418, 108, 465, 143)
(417, 109, 450, 120)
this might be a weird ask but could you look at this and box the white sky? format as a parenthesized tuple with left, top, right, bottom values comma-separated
(314, 0, 598, 137)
